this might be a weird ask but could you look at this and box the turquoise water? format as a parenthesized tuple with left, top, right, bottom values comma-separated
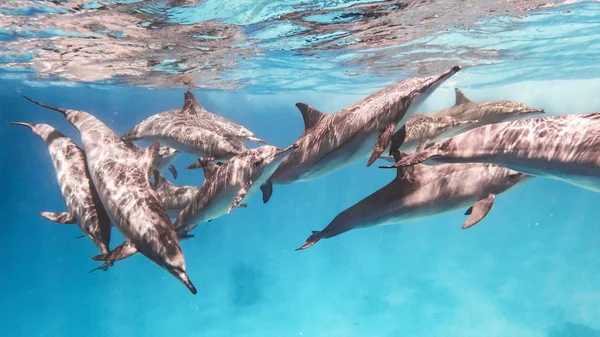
(2, 1, 600, 337)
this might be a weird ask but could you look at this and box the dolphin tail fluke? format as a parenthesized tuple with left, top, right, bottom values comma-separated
(168, 165, 178, 179)
(296, 231, 322, 251)
(92, 240, 138, 262)
(8, 121, 35, 130)
(22, 96, 68, 116)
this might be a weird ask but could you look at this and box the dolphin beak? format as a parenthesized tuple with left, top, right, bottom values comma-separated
(525, 108, 546, 115)
(168, 267, 197, 295)
(273, 143, 299, 158)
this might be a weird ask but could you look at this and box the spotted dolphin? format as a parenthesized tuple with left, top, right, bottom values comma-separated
(23, 97, 197, 294)
(297, 152, 530, 250)
(152, 170, 200, 218)
(173, 144, 297, 232)
(121, 91, 266, 160)
(8, 122, 112, 264)
(385, 113, 600, 193)
(269, 66, 461, 185)
(423, 88, 546, 126)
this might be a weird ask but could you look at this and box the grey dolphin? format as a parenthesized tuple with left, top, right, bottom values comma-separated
(121, 91, 266, 160)
(297, 153, 530, 250)
(9, 122, 112, 264)
(23, 97, 197, 295)
(423, 88, 546, 126)
(380, 115, 478, 163)
(270, 65, 461, 185)
(152, 170, 200, 218)
(173, 144, 297, 232)
(384, 113, 600, 192)
(156, 146, 179, 179)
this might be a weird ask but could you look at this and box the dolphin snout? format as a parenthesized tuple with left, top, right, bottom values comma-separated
(527, 108, 546, 114)
(170, 267, 197, 295)
(274, 143, 298, 157)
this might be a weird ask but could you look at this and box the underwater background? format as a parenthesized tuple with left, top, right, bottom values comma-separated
(2, 1, 600, 337)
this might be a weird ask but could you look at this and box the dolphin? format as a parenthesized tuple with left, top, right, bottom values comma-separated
(23, 96, 197, 294)
(156, 146, 179, 179)
(121, 91, 266, 160)
(173, 144, 297, 232)
(8, 122, 112, 265)
(269, 66, 461, 185)
(297, 152, 530, 250)
(152, 170, 200, 218)
(384, 113, 600, 192)
(380, 115, 478, 163)
(423, 88, 546, 126)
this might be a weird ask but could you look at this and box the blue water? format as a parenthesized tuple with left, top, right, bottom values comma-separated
(2, 1, 600, 336)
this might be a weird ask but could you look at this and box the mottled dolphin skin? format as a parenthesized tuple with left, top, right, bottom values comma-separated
(8, 122, 112, 261)
(270, 66, 461, 185)
(380, 115, 477, 163)
(386, 113, 600, 192)
(23, 97, 197, 295)
(173, 144, 297, 231)
(121, 91, 266, 160)
(297, 153, 530, 250)
(423, 88, 546, 126)
(156, 146, 179, 179)
(153, 170, 200, 218)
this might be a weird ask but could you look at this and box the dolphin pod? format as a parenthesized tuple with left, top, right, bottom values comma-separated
(16, 64, 593, 294)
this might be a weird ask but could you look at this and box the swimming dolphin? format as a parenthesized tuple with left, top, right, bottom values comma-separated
(269, 65, 461, 185)
(8, 122, 112, 265)
(384, 113, 600, 193)
(121, 91, 266, 160)
(156, 146, 179, 179)
(173, 144, 297, 232)
(381, 115, 478, 160)
(297, 152, 530, 250)
(423, 88, 546, 126)
(23, 96, 197, 295)
(152, 170, 200, 218)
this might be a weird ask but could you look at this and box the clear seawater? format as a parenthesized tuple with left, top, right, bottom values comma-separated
(2, 1, 600, 337)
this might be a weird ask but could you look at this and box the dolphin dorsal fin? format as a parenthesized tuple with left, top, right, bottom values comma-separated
(454, 88, 472, 106)
(141, 141, 160, 175)
(193, 157, 219, 180)
(179, 91, 205, 114)
(296, 103, 325, 131)
(392, 151, 409, 179)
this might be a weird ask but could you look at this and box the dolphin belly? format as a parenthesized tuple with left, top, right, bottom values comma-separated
(298, 131, 380, 182)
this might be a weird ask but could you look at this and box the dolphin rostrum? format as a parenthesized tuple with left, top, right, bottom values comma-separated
(23, 96, 197, 294)
(152, 170, 200, 218)
(173, 144, 297, 233)
(270, 65, 461, 185)
(423, 88, 546, 126)
(297, 152, 530, 250)
(384, 113, 600, 192)
(9, 122, 112, 265)
(121, 91, 266, 160)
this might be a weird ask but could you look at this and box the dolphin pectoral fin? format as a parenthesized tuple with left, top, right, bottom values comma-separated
(296, 231, 322, 251)
(168, 165, 178, 179)
(39, 211, 76, 224)
(228, 181, 252, 214)
(239, 203, 248, 208)
(389, 124, 407, 155)
(177, 224, 197, 240)
(260, 180, 273, 204)
(368, 123, 396, 167)
(92, 240, 138, 262)
(464, 207, 472, 215)
(75, 235, 86, 239)
(88, 263, 111, 274)
(462, 194, 495, 229)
